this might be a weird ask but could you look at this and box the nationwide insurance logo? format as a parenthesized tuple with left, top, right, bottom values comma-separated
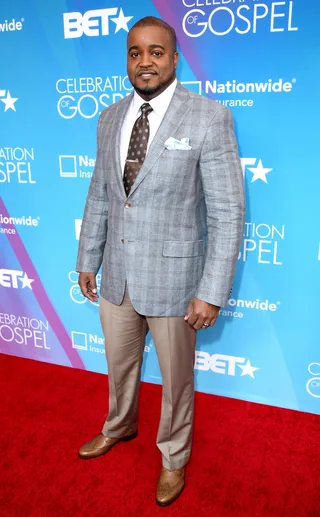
(0, 213, 40, 235)
(71, 331, 105, 354)
(183, 77, 296, 108)
(59, 155, 94, 178)
(0, 17, 24, 33)
(220, 297, 280, 319)
(63, 7, 133, 39)
(71, 330, 151, 355)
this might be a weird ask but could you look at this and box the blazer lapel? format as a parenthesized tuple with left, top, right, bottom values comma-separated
(127, 83, 192, 198)
(105, 93, 133, 197)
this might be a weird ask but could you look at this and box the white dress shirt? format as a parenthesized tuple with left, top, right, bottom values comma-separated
(120, 79, 177, 174)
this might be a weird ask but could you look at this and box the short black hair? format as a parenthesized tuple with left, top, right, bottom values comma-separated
(129, 16, 177, 52)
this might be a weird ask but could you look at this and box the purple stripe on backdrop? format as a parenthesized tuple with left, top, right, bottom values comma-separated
(152, 1, 208, 81)
(0, 197, 85, 370)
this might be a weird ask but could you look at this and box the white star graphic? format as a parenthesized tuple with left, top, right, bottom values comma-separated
(247, 159, 273, 184)
(19, 272, 34, 290)
(111, 8, 133, 33)
(0, 91, 18, 112)
(238, 360, 259, 379)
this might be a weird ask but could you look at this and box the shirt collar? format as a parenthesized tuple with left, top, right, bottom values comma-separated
(132, 79, 177, 118)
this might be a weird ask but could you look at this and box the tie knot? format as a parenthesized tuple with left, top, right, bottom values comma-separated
(140, 103, 153, 117)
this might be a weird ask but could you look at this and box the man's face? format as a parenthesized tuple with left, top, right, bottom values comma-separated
(127, 25, 178, 100)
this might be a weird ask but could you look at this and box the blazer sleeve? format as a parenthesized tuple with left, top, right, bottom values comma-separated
(76, 114, 108, 274)
(195, 105, 245, 308)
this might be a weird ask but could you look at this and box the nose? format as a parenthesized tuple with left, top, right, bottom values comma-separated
(139, 51, 153, 68)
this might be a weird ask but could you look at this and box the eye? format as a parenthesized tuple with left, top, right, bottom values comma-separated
(130, 52, 139, 58)
(152, 51, 163, 57)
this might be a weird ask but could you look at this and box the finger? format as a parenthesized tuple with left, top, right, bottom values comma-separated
(209, 317, 217, 327)
(193, 316, 205, 330)
(87, 284, 99, 301)
(85, 285, 97, 302)
(194, 312, 211, 330)
(87, 292, 98, 302)
(89, 277, 97, 292)
(184, 303, 193, 321)
(87, 288, 99, 303)
(186, 311, 198, 327)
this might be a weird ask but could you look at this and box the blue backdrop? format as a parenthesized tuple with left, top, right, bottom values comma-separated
(1, 0, 320, 414)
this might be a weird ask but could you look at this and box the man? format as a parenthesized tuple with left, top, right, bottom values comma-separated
(76, 16, 245, 506)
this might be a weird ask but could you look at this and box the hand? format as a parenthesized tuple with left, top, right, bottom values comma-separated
(78, 272, 99, 303)
(184, 298, 220, 330)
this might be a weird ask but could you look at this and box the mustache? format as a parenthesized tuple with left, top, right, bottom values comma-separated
(136, 70, 158, 76)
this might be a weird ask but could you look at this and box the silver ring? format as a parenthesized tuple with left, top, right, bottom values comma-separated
(203, 323, 209, 328)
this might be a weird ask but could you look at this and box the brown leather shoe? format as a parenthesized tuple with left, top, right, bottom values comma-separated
(78, 432, 137, 459)
(156, 466, 185, 506)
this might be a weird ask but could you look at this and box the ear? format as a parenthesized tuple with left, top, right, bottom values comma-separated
(173, 51, 179, 69)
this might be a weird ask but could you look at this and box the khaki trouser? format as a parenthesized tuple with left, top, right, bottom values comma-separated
(100, 288, 196, 470)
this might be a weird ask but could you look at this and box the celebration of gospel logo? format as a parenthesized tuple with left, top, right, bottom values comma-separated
(181, 0, 298, 38)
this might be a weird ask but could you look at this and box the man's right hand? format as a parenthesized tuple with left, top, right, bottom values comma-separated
(78, 272, 99, 303)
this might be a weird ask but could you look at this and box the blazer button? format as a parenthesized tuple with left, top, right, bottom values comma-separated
(124, 202, 131, 208)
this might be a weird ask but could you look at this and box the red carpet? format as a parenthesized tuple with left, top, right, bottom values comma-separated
(1, 354, 320, 517)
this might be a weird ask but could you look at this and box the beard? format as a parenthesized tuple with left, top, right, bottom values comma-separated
(132, 71, 176, 98)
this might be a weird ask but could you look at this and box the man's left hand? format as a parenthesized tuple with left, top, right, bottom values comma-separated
(184, 298, 220, 330)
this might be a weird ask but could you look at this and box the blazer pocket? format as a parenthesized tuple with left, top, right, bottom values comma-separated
(162, 149, 197, 164)
(163, 240, 205, 258)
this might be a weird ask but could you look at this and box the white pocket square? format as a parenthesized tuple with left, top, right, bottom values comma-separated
(165, 137, 192, 151)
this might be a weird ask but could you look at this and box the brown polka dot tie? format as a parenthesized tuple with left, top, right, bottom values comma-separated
(123, 102, 153, 196)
